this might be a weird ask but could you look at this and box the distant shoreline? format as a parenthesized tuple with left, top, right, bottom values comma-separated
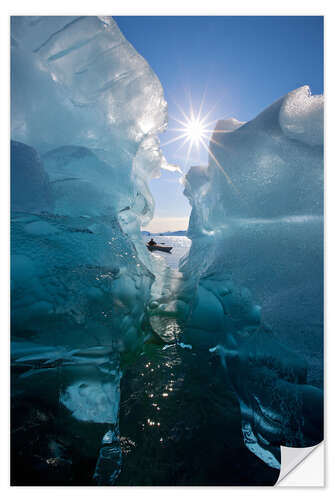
(142, 230, 187, 237)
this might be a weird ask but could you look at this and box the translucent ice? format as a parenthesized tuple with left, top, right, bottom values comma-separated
(181, 86, 324, 467)
(183, 86, 323, 224)
(11, 16, 168, 484)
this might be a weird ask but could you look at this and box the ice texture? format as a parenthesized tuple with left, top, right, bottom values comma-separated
(11, 141, 54, 212)
(11, 16, 168, 484)
(184, 86, 323, 224)
(181, 86, 323, 467)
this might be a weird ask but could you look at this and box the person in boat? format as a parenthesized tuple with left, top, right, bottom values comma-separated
(148, 238, 157, 246)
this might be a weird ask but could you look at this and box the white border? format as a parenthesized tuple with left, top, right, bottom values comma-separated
(1, 1, 331, 497)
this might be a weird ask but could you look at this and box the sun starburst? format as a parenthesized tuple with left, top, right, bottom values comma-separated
(161, 92, 237, 190)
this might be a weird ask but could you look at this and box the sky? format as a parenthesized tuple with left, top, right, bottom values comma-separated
(114, 16, 324, 233)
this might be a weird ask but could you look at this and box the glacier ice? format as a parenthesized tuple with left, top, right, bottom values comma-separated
(180, 86, 323, 467)
(11, 15, 168, 485)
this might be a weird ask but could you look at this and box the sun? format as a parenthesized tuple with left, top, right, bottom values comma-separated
(160, 92, 238, 191)
(185, 118, 206, 146)
(161, 93, 218, 165)
(172, 110, 214, 155)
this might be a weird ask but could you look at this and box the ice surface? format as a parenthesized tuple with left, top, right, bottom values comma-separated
(181, 86, 323, 467)
(11, 141, 54, 212)
(280, 86, 323, 146)
(184, 86, 323, 223)
(11, 17, 167, 152)
(11, 16, 168, 484)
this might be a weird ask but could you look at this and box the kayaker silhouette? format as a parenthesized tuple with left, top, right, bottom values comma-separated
(146, 239, 172, 253)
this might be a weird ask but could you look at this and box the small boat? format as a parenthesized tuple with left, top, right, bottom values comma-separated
(146, 244, 172, 253)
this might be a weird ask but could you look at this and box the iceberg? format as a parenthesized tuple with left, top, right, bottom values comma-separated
(11, 16, 168, 485)
(180, 86, 324, 466)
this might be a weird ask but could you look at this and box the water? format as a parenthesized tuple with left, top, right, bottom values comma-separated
(11, 235, 279, 485)
(116, 328, 279, 485)
(115, 236, 279, 485)
(143, 235, 191, 269)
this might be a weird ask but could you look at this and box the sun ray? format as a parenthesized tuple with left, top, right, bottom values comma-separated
(188, 90, 194, 121)
(169, 115, 189, 128)
(208, 136, 223, 147)
(169, 127, 192, 132)
(202, 119, 221, 129)
(174, 101, 192, 124)
(184, 138, 194, 166)
(175, 136, 190, 154)
(161, 132, 189, 147)
(200, 98, 223, 124)
(197, 85, 208, 122)
(199, 137, 239, 194)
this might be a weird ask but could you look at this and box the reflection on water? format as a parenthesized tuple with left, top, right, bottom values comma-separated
(114, 237, 279, 485)
(117, 317, 279, 485)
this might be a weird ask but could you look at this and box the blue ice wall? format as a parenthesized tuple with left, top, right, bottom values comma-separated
(181, 86, 323, 467)
(11, 16, 168, 484)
